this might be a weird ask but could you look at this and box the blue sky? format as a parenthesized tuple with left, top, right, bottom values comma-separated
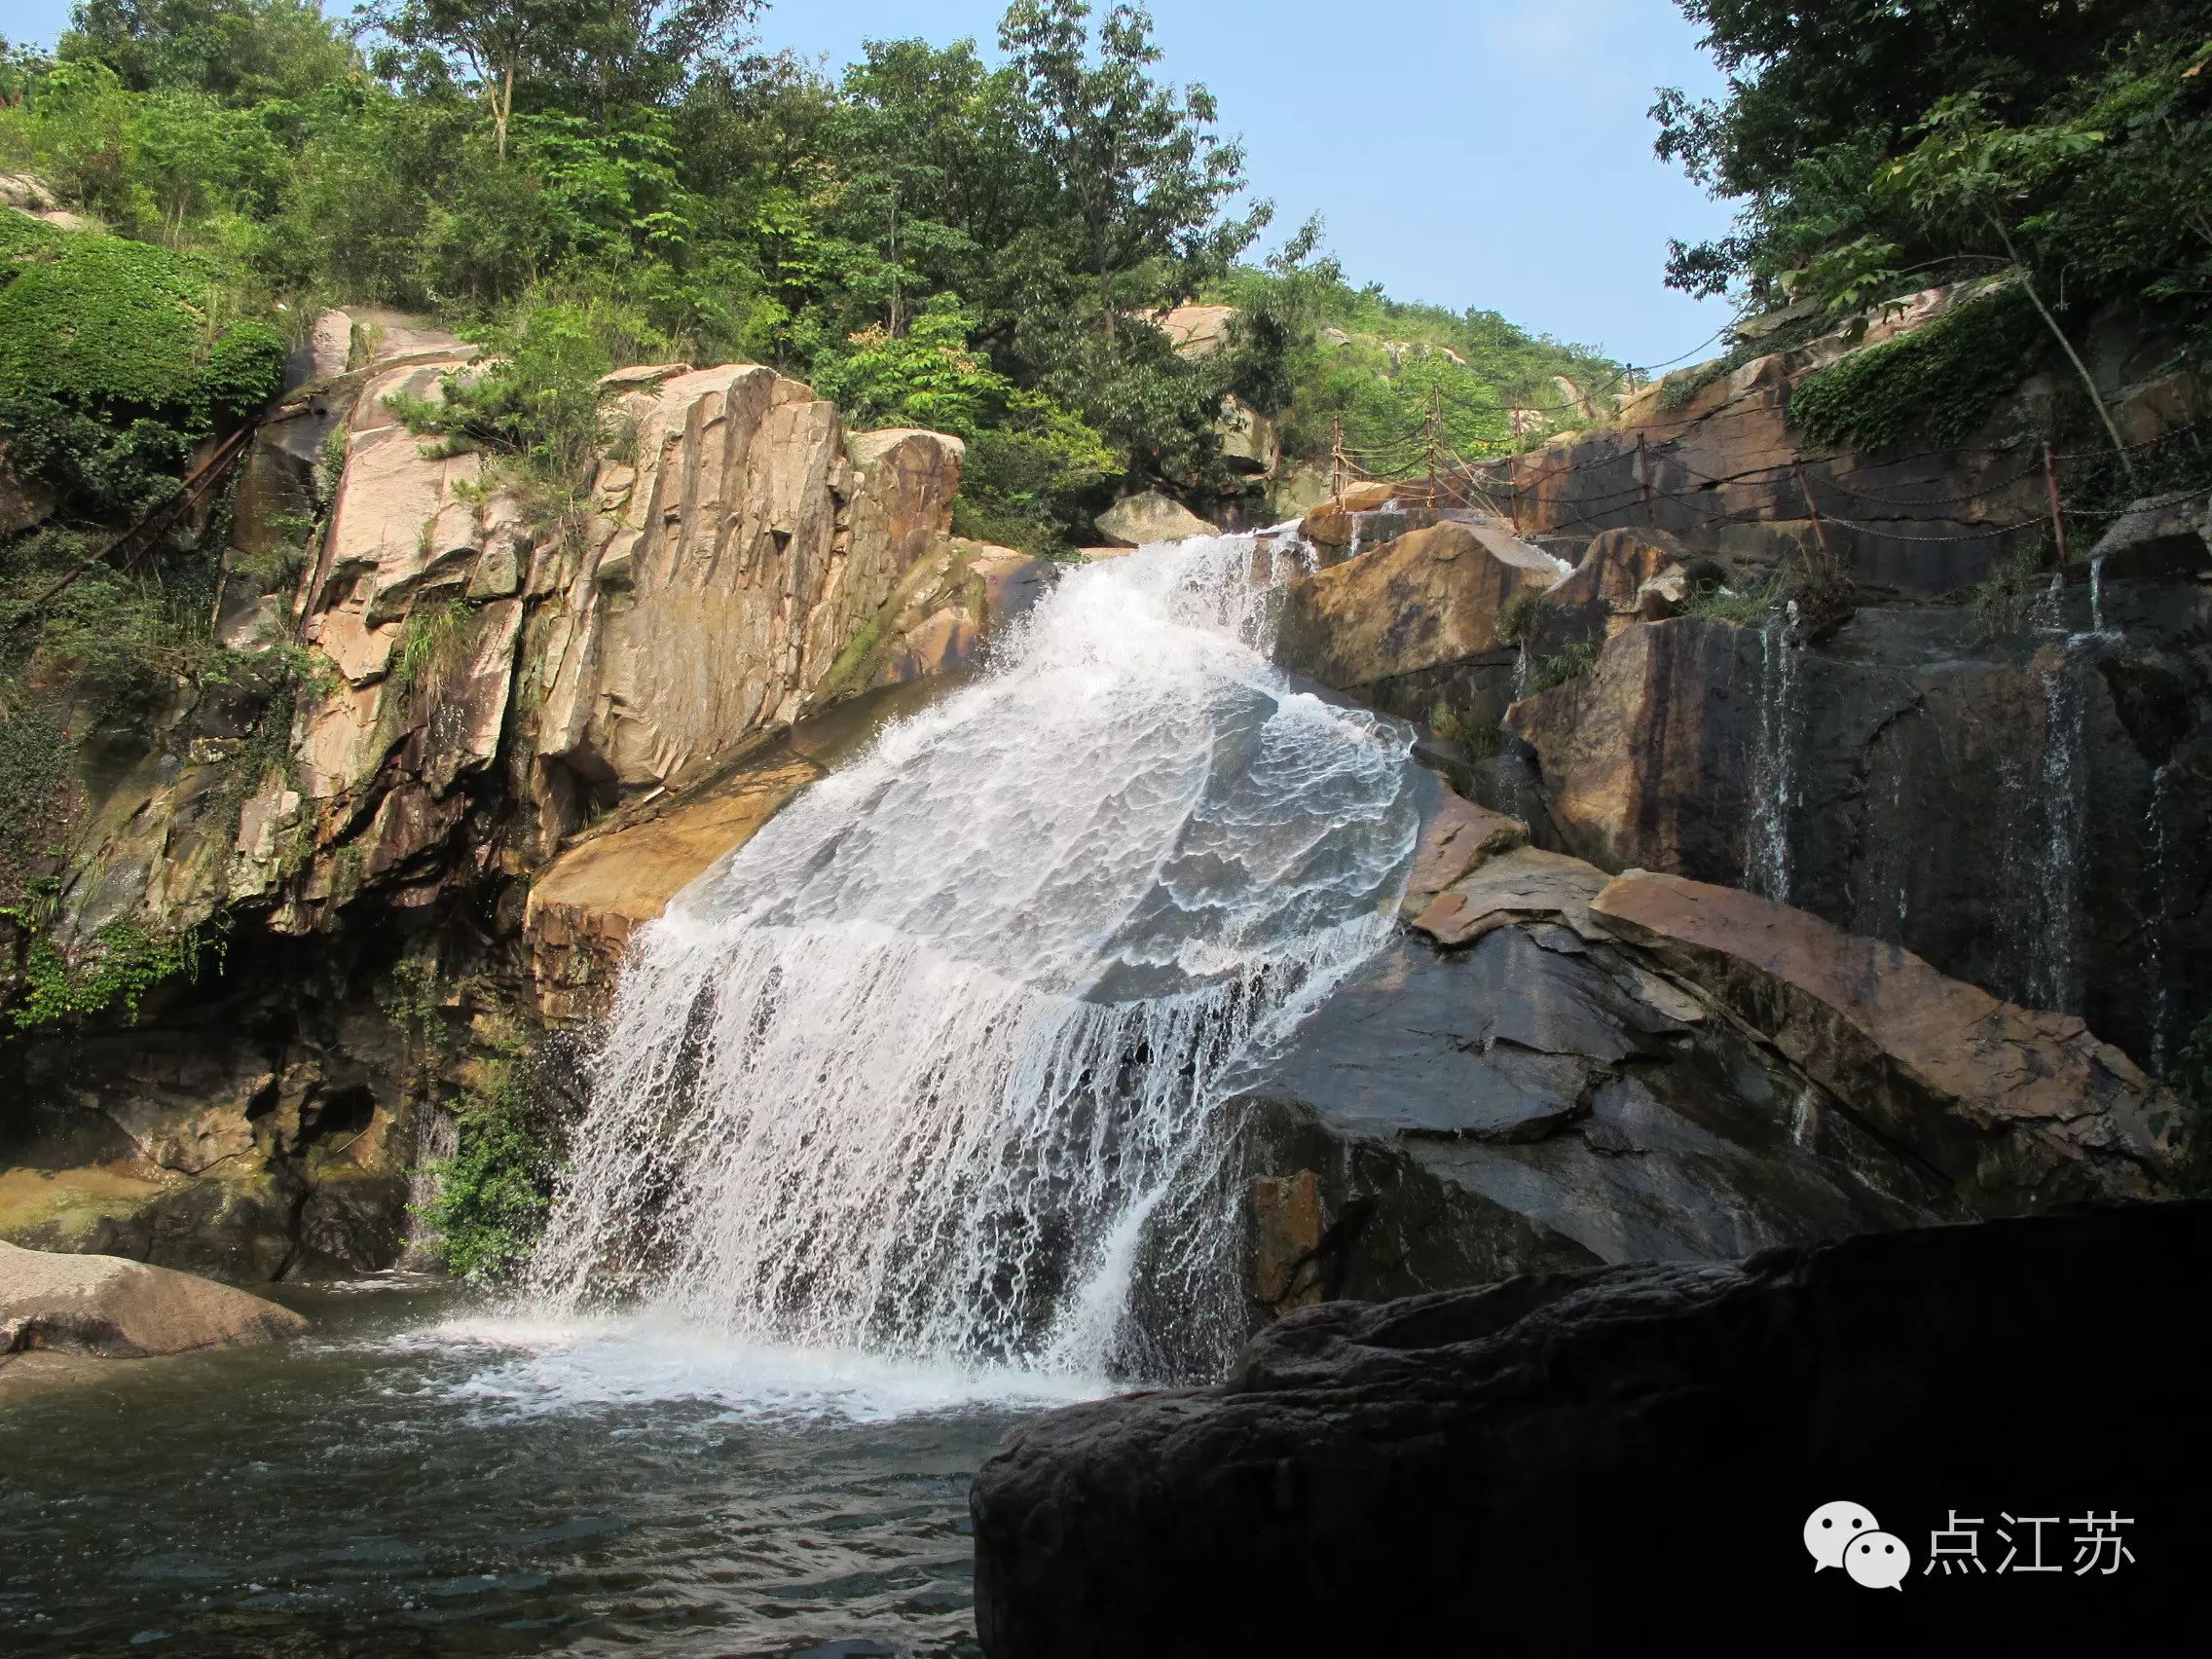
(4, 0, 1741, 365)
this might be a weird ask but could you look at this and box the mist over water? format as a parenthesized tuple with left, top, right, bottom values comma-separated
(529, 534, 1422, 1382)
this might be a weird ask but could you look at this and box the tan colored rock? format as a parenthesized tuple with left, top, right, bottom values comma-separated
(1410, 845, 1612, 947)
(1587, 869, 2173, 1206)
(1274, 520, 1561, 693)
(1219, 396, 1279, 475)
(525, 750, 824, 1023)
(1401, 788, 1525, 919)
(1156, 303, 1238, 359)
(1526, 526, 1716, 655)
(307, 309, 352, 383)
(1301, 500, 1354, 547)
(1502, 617, 1753, 877)
(1095, 490, 1218, 547)
(1, 1239, 306, 1361)
(1249, 1171, 1324, 1311)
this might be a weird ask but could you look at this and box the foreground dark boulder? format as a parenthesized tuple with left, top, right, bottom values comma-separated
(973, 1203, 2212, 1655)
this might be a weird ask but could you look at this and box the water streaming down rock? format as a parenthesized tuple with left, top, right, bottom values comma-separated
(2029, 659, 2089, 1014)
(2149, 760, 2174, 1074)
(529, 535, 1423, 1382)
(1741, 608, 1801, 903)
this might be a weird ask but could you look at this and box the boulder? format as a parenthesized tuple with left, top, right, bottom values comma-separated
(1408, 843, 1608, 946)
(1397, 788, 1524, 918)
(1, 1239, 306, 1362)
(971, 1203, 2212, 1656)
(1093, 490, 1217, 547)
(1524, 524, 1720, 657)
(1154, 303, 1237, 358)
(1587, 868, 2174, 1206)
(2085, 490, 2211, 582)
(1274, 520, 1561, 736)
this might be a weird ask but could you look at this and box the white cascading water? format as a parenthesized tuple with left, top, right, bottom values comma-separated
(527, 534, 1421, 1384)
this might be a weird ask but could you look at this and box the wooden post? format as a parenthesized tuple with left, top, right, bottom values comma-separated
(1426, 385, 1442, 508)
(1637, 432, 1651, 525)
(1794, 460, 1832, 560)
(2044, 440, 2069, 565)
(1331, 418, 1345, 506)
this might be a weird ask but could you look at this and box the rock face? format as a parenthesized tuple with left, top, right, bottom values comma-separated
(3, 323, 1004, 1279)
(1273, 518, 1562, 735)
(1, 1239, 306, 1362)
(1590, 869, 2173, 1206)
(1503, 596, 2212, 1070)
(1231, 778, 2173, 1320)
(1470, 280, 2204, 596)
(1093, 489, 1217, 547)
(1521, 524, 1722, 657)
(971, 1202, 2212, 1656)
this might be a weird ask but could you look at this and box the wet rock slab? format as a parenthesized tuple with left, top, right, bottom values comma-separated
(972, 1202, 2212, 1656)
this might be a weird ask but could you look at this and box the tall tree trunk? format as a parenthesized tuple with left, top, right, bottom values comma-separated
(496, 64, 515, 160)
(1995, 223, 2137, 489)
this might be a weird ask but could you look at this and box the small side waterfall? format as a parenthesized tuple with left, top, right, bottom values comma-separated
(1742, 608, 1801, 903)
(2148, 760, 2173, 1073)
(529, 535, 1421, 1382)
(2028, 661, 2088, 1013)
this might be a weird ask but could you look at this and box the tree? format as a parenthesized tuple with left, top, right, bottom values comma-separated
(362, 0, 758, 156)
(998, 0, 1265, 337)
(1882, 92, 2135, 475)
(1649, 0, 2197, 303)
(59, 0, 355, 103)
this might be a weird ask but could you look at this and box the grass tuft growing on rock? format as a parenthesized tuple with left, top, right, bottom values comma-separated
(1532, 641, 1601, 692)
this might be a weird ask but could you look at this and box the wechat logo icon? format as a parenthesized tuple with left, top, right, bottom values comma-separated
(1805, 1500, 1911, 1589)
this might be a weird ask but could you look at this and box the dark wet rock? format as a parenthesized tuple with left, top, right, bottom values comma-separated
(1231, 919, 1960, 1309)
(972, 1202, 2212, 1657)
(1505, 602, 2212, 1069)
(2086, 490, 2210, 581)
(1589, 869, 2175, 1207)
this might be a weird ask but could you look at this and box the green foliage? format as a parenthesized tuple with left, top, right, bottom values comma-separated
(0, 215, 282, 515)
(1968, 541, 2057, 642)
(816, 294, 1118, 549)
(1788, 284, 2046, 452)
(4, 916, 221, 1034)
(1496, 586, 1539, 645)
(419, 1026, 566, 1284)
(1683, 576, 1778, 626)
(387, 596, 473, 699)
(1533, 641, 1601, 692)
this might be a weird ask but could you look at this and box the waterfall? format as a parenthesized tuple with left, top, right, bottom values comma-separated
(1742, 607, 1800, 903)
(2149, 760, 2173, 1074)
(2028, 662, 2087, 1013)
(528, 535, 1422, 1383)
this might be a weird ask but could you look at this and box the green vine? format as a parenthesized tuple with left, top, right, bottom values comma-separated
(5, 916, 224, 1034)
(1788, 284, 2046, 452)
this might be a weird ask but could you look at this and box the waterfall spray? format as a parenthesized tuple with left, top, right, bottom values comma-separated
(529, 535, 1421, 1382)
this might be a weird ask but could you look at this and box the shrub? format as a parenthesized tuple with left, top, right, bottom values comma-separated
(420, 1027, 567, 1284)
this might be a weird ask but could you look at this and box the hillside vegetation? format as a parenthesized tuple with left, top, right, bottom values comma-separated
(0, 0, 1613, 559)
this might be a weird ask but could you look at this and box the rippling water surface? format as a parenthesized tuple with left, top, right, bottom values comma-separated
(0, 1281, 1090, 1656)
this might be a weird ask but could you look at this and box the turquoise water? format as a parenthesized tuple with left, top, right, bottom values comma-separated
(0, 1280, 1088, 1656)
